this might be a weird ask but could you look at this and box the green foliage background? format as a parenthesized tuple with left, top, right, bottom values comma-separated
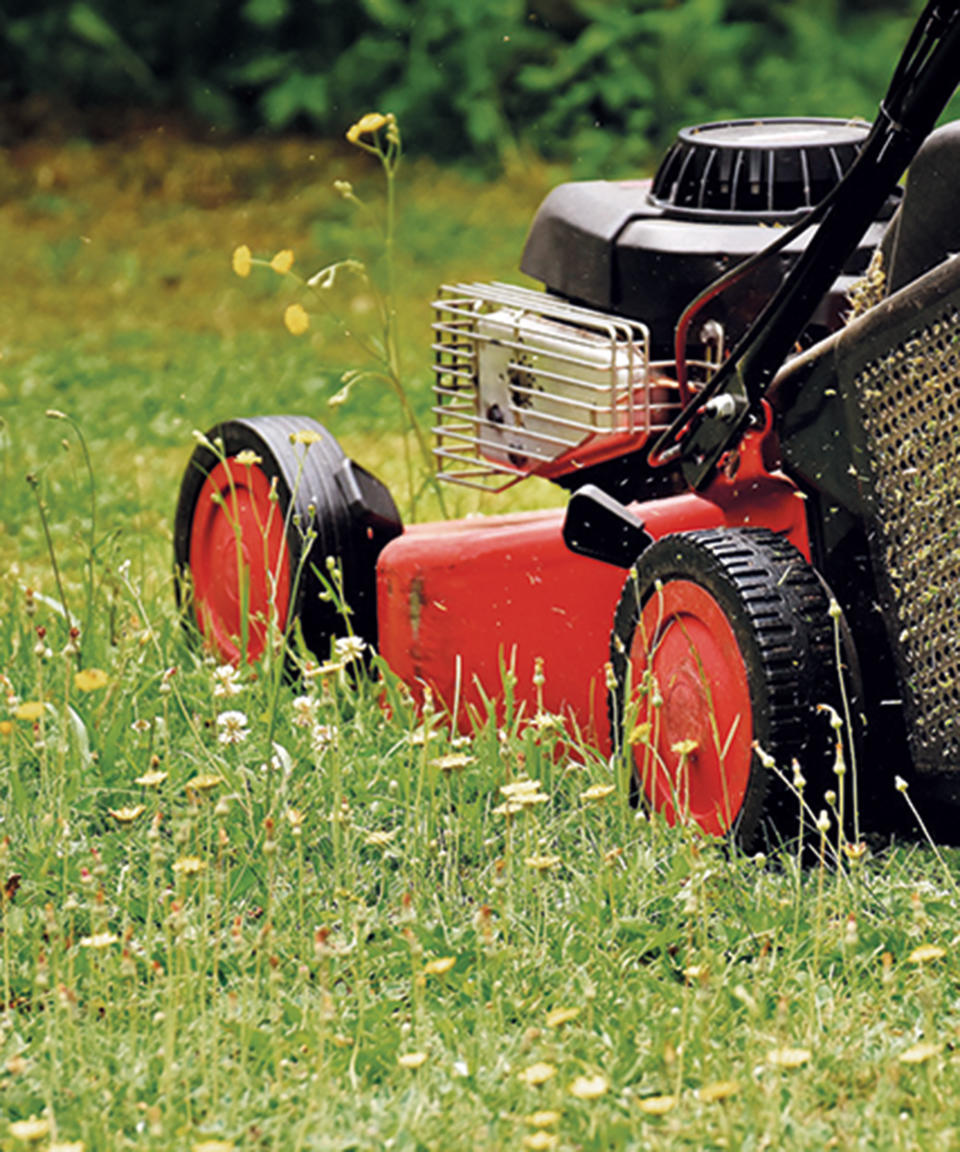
(0, 0, 940, 169)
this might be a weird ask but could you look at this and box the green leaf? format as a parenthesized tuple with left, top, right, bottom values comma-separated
(243, 0, 290, 29)
(66, 2, 155, 91)
(260, 71, 328, 128)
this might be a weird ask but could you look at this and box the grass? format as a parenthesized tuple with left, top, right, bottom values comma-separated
(1, 126, 960, 1150)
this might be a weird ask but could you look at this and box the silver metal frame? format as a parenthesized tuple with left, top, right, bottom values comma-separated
(431, 282, 700, 491)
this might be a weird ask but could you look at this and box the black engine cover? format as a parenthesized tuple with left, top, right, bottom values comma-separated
(521, 118, 895, 358)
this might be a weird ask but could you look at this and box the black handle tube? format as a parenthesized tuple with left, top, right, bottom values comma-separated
(679, 0, 960, 489)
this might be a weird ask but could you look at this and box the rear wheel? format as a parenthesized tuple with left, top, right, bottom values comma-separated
(173, 416, 402, 664)
(610, 527, 838, 848)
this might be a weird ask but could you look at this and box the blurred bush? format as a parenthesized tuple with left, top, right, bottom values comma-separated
(0, 0, 929, 169)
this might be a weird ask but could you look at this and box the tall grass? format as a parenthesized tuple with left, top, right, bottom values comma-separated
(2, 552, 960, 1148)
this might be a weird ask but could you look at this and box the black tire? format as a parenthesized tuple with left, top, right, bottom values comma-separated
(173, 415, 402, 664)
(609, 527, 841, 849)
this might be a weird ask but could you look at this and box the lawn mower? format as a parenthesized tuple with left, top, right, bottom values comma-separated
(174, 1, 960, 847)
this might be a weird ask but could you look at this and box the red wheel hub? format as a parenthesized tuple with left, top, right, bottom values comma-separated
(188, 458, 291, 663)
(628, 580, 753, 835)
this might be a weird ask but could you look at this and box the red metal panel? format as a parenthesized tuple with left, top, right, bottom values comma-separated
(377, 450, 808, 747)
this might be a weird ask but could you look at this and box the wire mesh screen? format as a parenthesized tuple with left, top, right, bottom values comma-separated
(854, 302, 960, 770)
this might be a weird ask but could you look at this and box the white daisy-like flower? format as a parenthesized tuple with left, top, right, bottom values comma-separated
(334, 635, 366, 663)
(212, 664, 243, 698)
(217, 710, 249, 745)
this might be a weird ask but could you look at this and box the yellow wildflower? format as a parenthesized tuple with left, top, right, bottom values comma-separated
(569, 1073, 608, 1099)
(290, 428, 323, 445)
(525, 1111, 560, 1128)
(671, 738, 699, 757)
(9, 1116, 50, 1141)
(627, 721, 651, 746)
(516, 791, 550, 807)
(50, 1143, 86, 1152)
(546, 1006, 580, 1028)
(423, 956, 456, 977)
(899, 1041, 942, 1065)
(74, 668, 108, 692)
(518, 1062, 556, 1087)
(186, 773, 225, 793)
(908, 943, 947, 964)
(580, 783, 616, 802)
(398, 1051, 428, 1069)
(636, 1095, 677, 1115)
(430, 753, 475, 773)
(173, 856, 206, 876)
(284, 303, 310, 336)
(135, 769, 167, 788)
(270, 249, 294, 275)
(766, 1047, 811, 1069)
(231, 245, 252, 278)
(492, 801, 524, 817)
(522, 1134, 556, 1151)
(108, 805, 145, 824)
(698, 1080, 740, 1102)
(0, 720, 12, 737)
(234, 449, 262, 467)
(500, 778, 543, 799)
(364, 829, 397, 847)
(526, 854, 561, 872)
(346, 112, 389, 144)
(14, 701, 44, 722)
(193, 1142, 236, 1152)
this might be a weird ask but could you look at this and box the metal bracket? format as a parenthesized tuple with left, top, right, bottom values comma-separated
(562, 484, 654, 568)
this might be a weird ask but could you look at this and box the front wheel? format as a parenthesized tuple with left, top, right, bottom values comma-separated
(609, 527, 839, 848)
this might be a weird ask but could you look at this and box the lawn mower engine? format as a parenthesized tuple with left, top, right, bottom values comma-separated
(175, 0, 960, 848)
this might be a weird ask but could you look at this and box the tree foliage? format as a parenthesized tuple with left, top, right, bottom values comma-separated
(0, 0, 933, 167)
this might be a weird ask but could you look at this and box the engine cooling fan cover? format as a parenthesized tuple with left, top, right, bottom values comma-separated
(649, 117, 869, 222)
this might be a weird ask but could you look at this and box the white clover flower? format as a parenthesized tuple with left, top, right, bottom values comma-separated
(217, 709, 250, 745)
(334, 635, 366, 663)
(292, 695, 319, 729)
(312, 724, 338, 753)
(212, 664, 243, 698)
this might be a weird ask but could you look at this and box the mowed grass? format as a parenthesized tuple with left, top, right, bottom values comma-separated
(0, 128, 959, 1150)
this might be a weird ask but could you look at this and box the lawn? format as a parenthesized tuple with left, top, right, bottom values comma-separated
(0, 125, 959, 1151)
